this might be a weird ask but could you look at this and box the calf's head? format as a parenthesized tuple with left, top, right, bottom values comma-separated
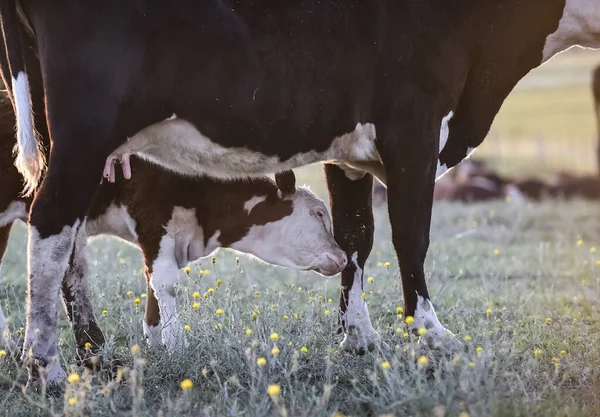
(232, 171, 347, 276)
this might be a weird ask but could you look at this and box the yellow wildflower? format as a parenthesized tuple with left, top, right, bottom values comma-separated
(217, 279, 223, 286)
(486, 308, 493, 316)
(271, 347, 280, 355)
(534, 348, 542, 356)
(131, 345, 140, 354)
(417, 356, 428, 367)
(560, 350, 567, 355)
(180, 379, 193, 390)
(300, 346, 308, 353)
(384, 262, 391, 268)
(0, 350, 6, 357)
(193, 292, 200, 298)
(102, 310, 108, 316)
(493, 249, 500, 255)
(545, 317, 552, 323)
(246, 329, 252, 336)
(396, 307, 403, 314)
(67, 373, 80, 383)
(68, 397, 78, 405)
(324, 310, 330, 316)
(267, 384, 281, 397)
(84, 342, 92, 350)
(361, 293, 366, 299)
(184, 325, 191, 331)
(283, 315, 289, 321)
(257, 357, 267, 366)
(270, 332, 279, 341)
(192, 302, 200, 309)
(463, 335, 472, 342)
(133, 298, 141, 305)
(405, 316, 415, 325)
(367, 277, 374, 283)
(216, 308, 224, 316)
(381, 361, 390, 370)
(183, 267, 191, 274)
(577, 239, 584, 247)
(417, 328, 427, 336)
(207, 288, 215, 294)
(255, 291, 260, 296)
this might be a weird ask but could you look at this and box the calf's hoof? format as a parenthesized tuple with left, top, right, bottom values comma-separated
(339, 326, 380, 354)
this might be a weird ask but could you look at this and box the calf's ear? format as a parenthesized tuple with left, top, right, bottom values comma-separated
(275, 170, 296, 196)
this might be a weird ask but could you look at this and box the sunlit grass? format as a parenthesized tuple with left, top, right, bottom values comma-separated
(1, 200, 600, 416)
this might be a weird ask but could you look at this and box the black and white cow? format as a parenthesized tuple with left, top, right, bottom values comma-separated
(0, 0, 599, 387)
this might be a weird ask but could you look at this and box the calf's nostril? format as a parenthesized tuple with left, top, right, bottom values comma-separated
(341, 253, 348, 268)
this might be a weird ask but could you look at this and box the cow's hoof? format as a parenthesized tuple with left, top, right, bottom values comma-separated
(339, 326, 380, 354)
(25, 358, 67, 395)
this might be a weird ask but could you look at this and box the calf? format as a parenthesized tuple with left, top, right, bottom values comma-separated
(2, 0, 600, 387)
(0, 93, 345, 364)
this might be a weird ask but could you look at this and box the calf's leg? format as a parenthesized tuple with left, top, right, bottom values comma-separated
(325, 164, 378, 353)
(146, 239, 187, 351)
(0, 224, 16, 350)
(142, 266, 163, 348)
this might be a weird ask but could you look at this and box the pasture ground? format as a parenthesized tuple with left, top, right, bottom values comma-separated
(0, 49, 600, 416)
(1, 201, 600, 416)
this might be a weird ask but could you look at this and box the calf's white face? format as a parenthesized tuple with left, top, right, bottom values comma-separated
(234, 187, 347, 276)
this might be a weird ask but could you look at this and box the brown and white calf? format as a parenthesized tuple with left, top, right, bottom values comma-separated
(0, 97, 346, 360)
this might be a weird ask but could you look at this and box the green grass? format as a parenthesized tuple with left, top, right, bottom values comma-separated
(2, 200, 600, 416)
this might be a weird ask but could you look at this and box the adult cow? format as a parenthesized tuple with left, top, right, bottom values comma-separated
(1, 0, 599, 388)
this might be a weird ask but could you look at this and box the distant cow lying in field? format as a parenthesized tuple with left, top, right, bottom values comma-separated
(0, 93, 346, 357)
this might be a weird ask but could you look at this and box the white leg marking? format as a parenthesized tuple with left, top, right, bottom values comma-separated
(0, 200, 28, 227)
(23, 223, 78, 384)
(412, 295, 458, 348)
(435, 111, 454, 181)
(143, 322, 163, 349)
(12, 71, 44, 196)
(339, 252, 379, 351)
(150, 236, 187, 351)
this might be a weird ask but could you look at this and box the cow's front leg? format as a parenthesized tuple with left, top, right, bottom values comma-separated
(61, 224, 105, 368)
(377, 108, 457, 349)
(325, 164, 378, 353)
(147, 240, 187, 351)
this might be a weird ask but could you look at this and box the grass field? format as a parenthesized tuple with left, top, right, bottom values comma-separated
(1, 50, 600, 416)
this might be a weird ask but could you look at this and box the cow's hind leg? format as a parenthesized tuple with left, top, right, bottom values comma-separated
(0, 224, 19, 352)
(61, 225, 105, 369)
(325, 164, 378, 353)
(23, 118, 127, 390)
(376, 106, 459, 350)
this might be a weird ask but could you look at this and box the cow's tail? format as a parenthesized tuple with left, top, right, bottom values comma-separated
(0, 0, 44, 196)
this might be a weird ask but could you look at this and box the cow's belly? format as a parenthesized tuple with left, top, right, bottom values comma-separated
(105, 116, 384, 182)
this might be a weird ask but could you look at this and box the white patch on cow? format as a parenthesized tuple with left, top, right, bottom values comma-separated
(229, 187, 347, 276)
(23, 222, 79, 385)
(243, 195, 267, 214)
(103, 119, 386, 184)
(412, 295, 456, 343)
(86, 204, 138, 243)
(339, 252, 378, 352)
(166, 113, 178, 121)
(143, 322, 163, 349)
(0, 200, 28, 227)
(470, 177, 498, 193)
(149, 234, 187, 351)
(542, 0, 600, 62)
(504, 184, 526, 204)
(12, 71, 45, 196)
(435, 111, 454, 181)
